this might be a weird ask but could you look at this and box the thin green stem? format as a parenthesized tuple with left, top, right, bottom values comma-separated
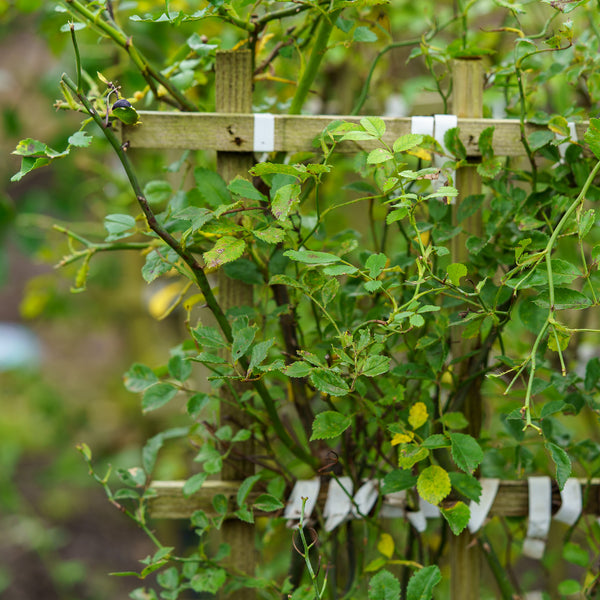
(289, 9, 342, 114)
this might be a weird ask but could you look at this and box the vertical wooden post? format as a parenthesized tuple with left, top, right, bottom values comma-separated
(215, 49, 256, 598)
(449, 57, 483, 600)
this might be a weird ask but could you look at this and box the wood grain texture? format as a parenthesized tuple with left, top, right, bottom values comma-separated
(121, 113, 589, 157)
(147, 478, 600, 520)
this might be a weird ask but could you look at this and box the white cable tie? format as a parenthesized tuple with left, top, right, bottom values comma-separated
(557, 121, 578, 161)
(407, 509, 427, 533)
(554, 478, 582, 526)
(324, 477, 353, 532)
(522, 476, 552, 559)
(420, 497, 441, 519)
(253, 113, 275, 152)
(433, 114, 458, 156)
(351, 480, 379, 519)
(410, 115, 434, 137)
(380, 490, 407, 518)
(284, 478, 320, 527)
(468, 478, 500, 533)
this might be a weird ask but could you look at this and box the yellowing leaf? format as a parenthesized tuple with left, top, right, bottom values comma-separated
(391, 431, 414, 445)
(409, 402, 428, 430)
(148, 280, 190, 320)
(417, 465, 451, 505)
(408, 147, 432, 161)
(377, 533, 395, 559)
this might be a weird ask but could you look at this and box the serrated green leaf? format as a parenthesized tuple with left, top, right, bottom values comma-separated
(361, 355, 391, 377)
(203, 236, 246, 270)
(545, 441, 571, 490)
(354, 26, 378, 43)
(449, 472, 482, 502)
(284, 361, 313, 378)
(68, 131, 93, 147)
(271, 183, 301, 221)
(247, 339, 274, 374)
(254, 493, 284, 512)
(142, 383, 178, 412)
(406, 565, 441, 600)
(237, 473, 262, 507)
(310, 369, 350, 396)
(310, 411, 352, 440)
(104, 213, 136, 241)
(232, 325, 256, 361)
(194, 167, 231, 207)
(367, 148, 394, 164)
(440, 501, 471, 534)
(144, 180, 172, 205)
(368, 569, 400, 600)
(254, 226, 286, 244)
(393, 133, 424, 154)
(183, 472, 208, 497)
(585, 118, 600, 160)
(284, 249, 341, 265)
(124, 363, 158, 392)
(450, 433, 483, 474)
(380, 469, 418, 494)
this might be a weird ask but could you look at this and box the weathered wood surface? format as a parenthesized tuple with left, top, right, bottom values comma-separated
(121, 112, 588, 157)
(147, 478, 600, 520)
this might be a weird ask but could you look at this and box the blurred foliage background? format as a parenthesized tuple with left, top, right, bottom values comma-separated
(3, 0, 600, 598)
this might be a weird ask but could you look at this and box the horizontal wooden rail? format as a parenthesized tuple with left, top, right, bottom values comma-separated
(121, 112, 589, 158)
(147, 479, 600, 520)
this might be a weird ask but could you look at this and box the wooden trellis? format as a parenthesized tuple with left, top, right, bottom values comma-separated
(119, 51, 594, 599)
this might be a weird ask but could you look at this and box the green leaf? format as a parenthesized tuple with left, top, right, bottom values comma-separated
(422, 434, 450, 449)
(393, 133, 424, 154)
(398, 445, 429, 469)
(361, 355, 391, 377)
(406, 565, 441, 600)
(478, 126, 495, 160)
(144, 180, 172, 206)
(228, 177, 267, 202)
(248, 339, 274, 374)
(368, 569, 400, 600)
(254, 494, 285, 512)
(232, 325, 256, 361)
(545, 441, 571, 490)
(563, 542, 589, 567)
(183, 472, 208, 497)
(111, 103, 140, 126)
(190, 567, 226, 594)
(380, 469, 418, 494)
(254, 226, 286, 244)
(284, 361, 312, 378)
(192, 325, 226, 349)
(141, 249, 175, 283)
(142, 383, 178, 412)
(528, 129, 554, 151)
(310, 411, 352, 440)
(284, 249, 341, 265)
(223, 258, 264, 285)
(360, 117, 386, 138)
(124, 363, 158, 392)
(440, 412, 469, 430)
(450, 433, 483, 474)
(68, 131, 93, 147)
(203, 236, 246, 270)
(237, 473, 262, 507)
(444, 127, 466, 160)
(367, 148, 394, 164)
(585, 357, 600, 391)
(168, 355, 192, 382)
(446, 263, 467, 286)
(104, 213, 136, 241)
(194, 167, 231, 207)
(365, 253, 387, 278)
(456, 194, 485, 222)
(449, 472, 482, 503)
(310, 368, 350, 396)
(417, 465, 451, 505)
(584, 118, 600, 160)
(532, 287, 591, 310)
(271, 183, 301, 221)
(354, 26, 378, 43)
(440, 501, 471, 535)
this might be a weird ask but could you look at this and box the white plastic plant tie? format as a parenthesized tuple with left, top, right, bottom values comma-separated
(524, 592, 544, 600)
(557, 121, 578, 161)
(380, 490, 407, 518)
(522, 476, 552, 559)
(323, 476, 353, 532)
(406, 508, 427, 533)
(554, 478, 582, 526)
(420, 497, 441, 519)
(284, 478, 320, 527)
(433, 114, 458, 157)
(410, 115, 434, 137)
(253, 113, 275, 152)
(468, 478, 500, 533)
(351, 479, 379, 519)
